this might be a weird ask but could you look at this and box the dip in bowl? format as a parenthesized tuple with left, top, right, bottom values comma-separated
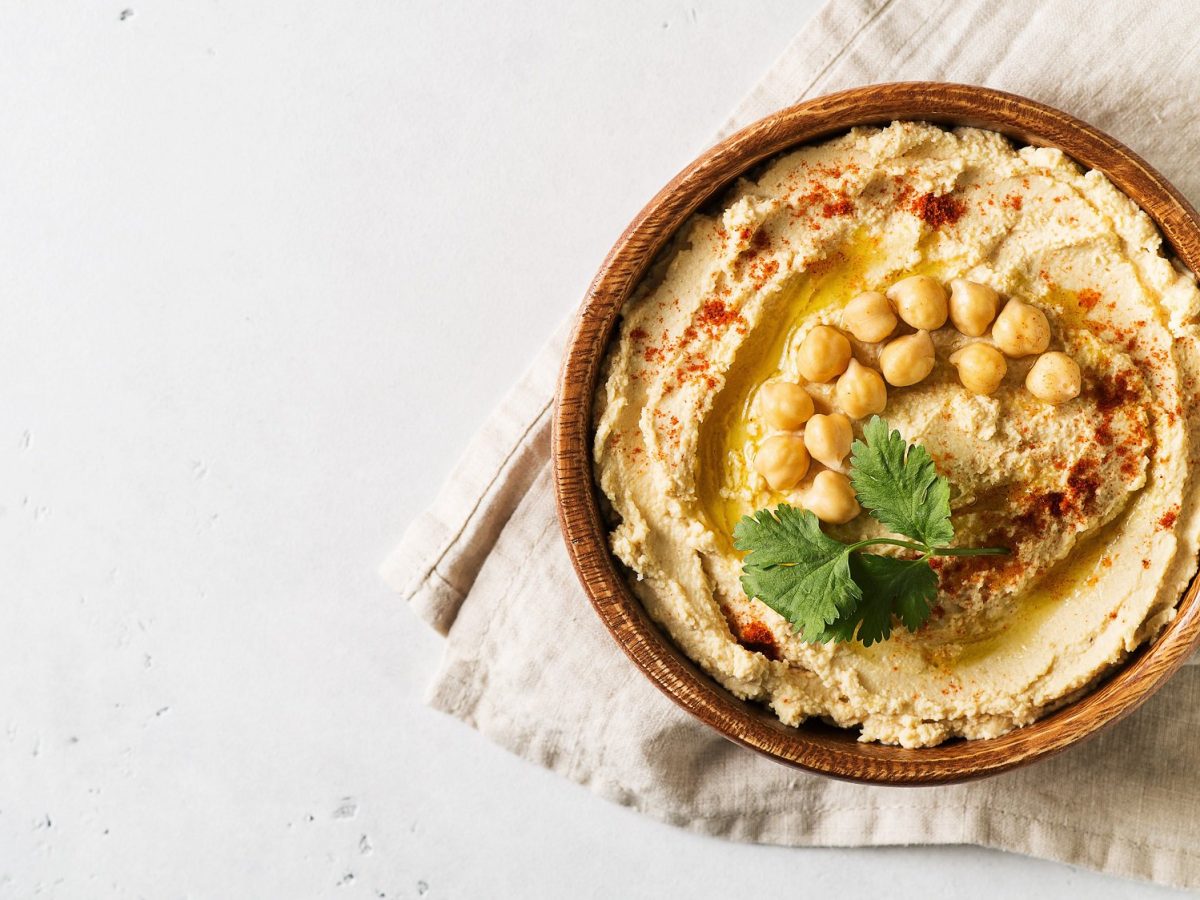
(554, 84, 1200, 783)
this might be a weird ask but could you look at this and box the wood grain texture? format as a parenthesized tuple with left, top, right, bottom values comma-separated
(552, 82, 1200, 785)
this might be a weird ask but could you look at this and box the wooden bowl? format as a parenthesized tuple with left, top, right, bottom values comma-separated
(552, 82, 1200, 785)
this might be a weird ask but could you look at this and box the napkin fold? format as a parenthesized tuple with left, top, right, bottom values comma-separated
(384, 0, 1200, 889)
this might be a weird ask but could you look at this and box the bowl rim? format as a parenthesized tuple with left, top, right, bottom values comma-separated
(551, 81, 1200, 785)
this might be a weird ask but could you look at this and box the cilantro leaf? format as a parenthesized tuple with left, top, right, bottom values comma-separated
(849, 416, 954, 547)
(809, 554, 938, 646)
(733, 505, 861, 639)
(733, 417, 1005, 646)
(853, 553, 938, 642)
(805, 611, 860, 645)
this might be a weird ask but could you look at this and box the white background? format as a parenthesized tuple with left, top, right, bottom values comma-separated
(0, 1, 1187, 897)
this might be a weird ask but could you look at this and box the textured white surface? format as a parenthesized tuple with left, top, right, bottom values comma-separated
(0, 1, 1187, 897)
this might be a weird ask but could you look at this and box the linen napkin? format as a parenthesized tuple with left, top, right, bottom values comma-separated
(384, 0, 1200, 889)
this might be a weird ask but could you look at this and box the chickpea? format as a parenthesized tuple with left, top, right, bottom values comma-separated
(804, 471, 861, 524)
(753, 434, 810, 491)
(1025, 351, 1081, 404)
(879, 330, 936, 387)
(841, 291, 897, 343)
(797, 325, 852, 383)
(948, 342, 1007, 395)
(948, 278, 999, 337)
(759, 381, 814, 430)
(835, 359, 887, 418)
(992, 298, 1051, 357)
(887, 275, 948, 330)
(803, 413, 853, 469)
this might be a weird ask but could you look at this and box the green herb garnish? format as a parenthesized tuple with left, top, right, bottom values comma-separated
(733, 416, 1009, 646)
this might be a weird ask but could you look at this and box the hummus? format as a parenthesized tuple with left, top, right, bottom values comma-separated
(593, 122, 1200, 747)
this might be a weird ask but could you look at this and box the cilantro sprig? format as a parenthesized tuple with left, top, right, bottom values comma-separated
(732, 416, 1008, 646)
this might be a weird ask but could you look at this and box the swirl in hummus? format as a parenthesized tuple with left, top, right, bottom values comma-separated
(593, 122, 1200, 747)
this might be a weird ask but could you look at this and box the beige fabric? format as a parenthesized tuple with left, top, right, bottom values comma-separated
(382, 0, 1200, 889)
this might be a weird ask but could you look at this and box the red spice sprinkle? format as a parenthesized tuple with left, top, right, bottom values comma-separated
(737, 620, 780, 661)
(1003, 193, 1024, 211)
(913, 191, 965, 229)
(936, 450, 1118, 596)
(1095, 371, 1134, 412)
(821, 197, 855, 218)
(698, 299, 741, 332)
(795, 185, 831, 208)
(1077, 289, 1101, 312)
(1142, 558, 1152, 570)
(1065, 457, 1101, 512)
(629, 327, 648, 341)
(1040, 491, 1069, 517)
(1159, 509, 1179, 531)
